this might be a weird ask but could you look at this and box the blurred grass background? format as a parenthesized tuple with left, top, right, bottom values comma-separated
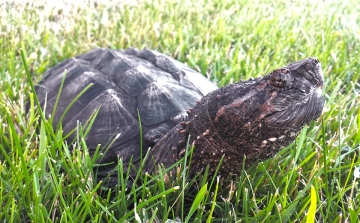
(0, 0, 359, 222)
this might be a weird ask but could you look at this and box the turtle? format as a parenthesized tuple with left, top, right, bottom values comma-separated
(34, 48, 324, 186)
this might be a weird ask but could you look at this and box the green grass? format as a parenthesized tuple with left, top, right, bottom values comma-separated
(0, 0, 359, 222)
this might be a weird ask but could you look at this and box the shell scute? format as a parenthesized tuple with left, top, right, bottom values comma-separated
(35, 48, 216, 158)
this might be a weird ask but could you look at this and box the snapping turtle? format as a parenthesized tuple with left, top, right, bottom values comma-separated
(34, 48, 324, 186)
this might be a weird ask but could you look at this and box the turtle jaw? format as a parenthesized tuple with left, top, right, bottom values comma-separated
(249, 86, 324, 161)
(265, 86, 324, 131)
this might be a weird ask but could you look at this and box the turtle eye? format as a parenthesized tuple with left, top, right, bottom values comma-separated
(268, 68, 294, 91)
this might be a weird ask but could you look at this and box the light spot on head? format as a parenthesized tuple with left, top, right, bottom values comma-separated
(268, 137, 277, 142)
(262, 140, 268, 144)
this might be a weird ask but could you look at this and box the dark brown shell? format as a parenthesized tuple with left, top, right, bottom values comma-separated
(35, 48, 217, 169)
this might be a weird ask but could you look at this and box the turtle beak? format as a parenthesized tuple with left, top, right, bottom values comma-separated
(314, 58, 325, 88)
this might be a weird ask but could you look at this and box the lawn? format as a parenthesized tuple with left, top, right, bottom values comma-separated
(0, 0, 359, 222)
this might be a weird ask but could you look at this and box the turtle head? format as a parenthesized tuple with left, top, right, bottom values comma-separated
(193, 57, 325, 172)
(263, 57, 324, 129)
(213, 57, 324, 133)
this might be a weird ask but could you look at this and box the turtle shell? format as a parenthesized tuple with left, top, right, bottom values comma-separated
(35, 48, 217, 170)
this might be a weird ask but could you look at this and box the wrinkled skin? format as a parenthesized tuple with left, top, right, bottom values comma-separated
(144, 58, 324, 176)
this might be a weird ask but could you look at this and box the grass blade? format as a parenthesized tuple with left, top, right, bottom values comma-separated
(306, 186, 317, 223)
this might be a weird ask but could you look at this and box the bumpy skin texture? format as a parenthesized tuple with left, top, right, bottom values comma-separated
(144, 58, 324, 177)
(35, 48, 324, 186)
